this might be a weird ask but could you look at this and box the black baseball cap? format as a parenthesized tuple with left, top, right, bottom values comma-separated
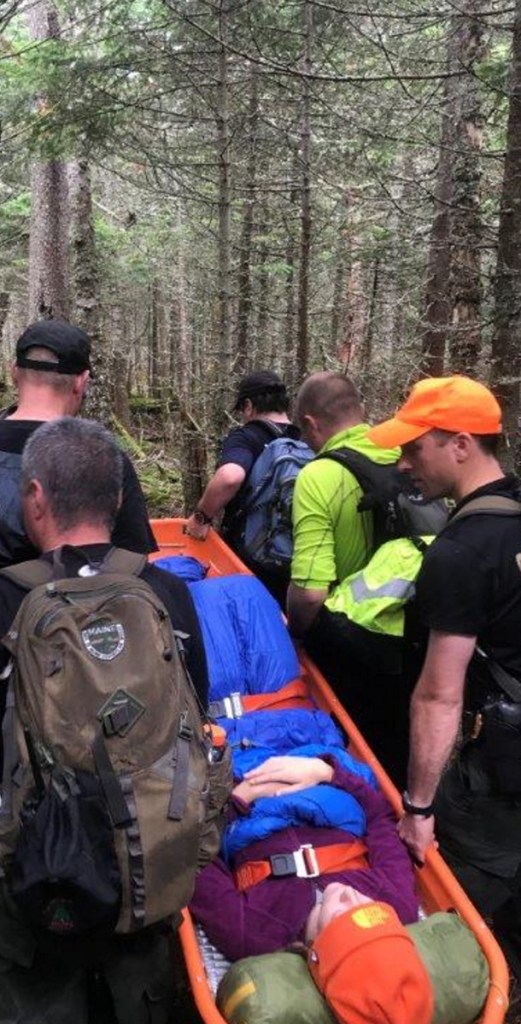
(16, 321, 92, 375)
(232, 370, 287, 411)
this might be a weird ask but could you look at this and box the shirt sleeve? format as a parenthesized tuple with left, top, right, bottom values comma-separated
(218, 427, 261, 475)
(112, 452, 158, 555)
(291, 461, 362, 591)
(291, 464, 337, 590)
(415, 536, 494, 637)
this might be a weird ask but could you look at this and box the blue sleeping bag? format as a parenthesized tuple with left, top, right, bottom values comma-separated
(222, 744, 376, 861)
(154, 554, 208, 582)
(189, 575, 300, 702)
(222, 709, 344, 757)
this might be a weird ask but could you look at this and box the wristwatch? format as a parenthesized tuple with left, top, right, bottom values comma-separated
(193, 508, 213, 526)
(401, 791, 434, 817)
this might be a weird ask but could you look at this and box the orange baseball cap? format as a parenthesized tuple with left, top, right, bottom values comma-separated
(368, 375, 502, 449)
(308, 901, 433, 1024)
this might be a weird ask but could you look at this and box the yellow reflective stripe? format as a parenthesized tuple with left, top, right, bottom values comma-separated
(223, 980, 256, 1018)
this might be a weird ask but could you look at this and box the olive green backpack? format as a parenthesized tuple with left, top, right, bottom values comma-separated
(0, 548, 231, 935)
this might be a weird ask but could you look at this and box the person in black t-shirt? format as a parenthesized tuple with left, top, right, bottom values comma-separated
(369, 375, 521, 978)
(184, 370, 300, 603)
(0, 415, 210, 1024)
(0, 320, 157, 568)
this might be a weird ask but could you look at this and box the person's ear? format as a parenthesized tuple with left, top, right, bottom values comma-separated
(73, 369, 90, 396)
(302, 413, 317, 434)
(24, 479, 46, 521)
(452, 432, 473, 462)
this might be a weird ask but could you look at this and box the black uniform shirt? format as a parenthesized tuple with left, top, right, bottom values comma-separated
(0, 419, 157, 564)
(410, 474, 521, 682)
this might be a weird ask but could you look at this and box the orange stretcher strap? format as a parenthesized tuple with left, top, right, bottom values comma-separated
(234, 839, 368, 892)
(208, 678, 313, 720)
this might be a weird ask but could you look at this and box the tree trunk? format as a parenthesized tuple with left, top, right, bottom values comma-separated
(213, 0, 232, 429)
(254, 203, 270, 364)
(69, 157, 112, 423)
(150, 280, 161, 400)
(175, 205, 207, 513)
(295, 0, 313, 383)
(491, 0, 521, 469)
(447, 0, 485, 373)
(421, 103, 454, 374)
(27, 1, 69, 321)
(330, 226, 347, 356)
(358, 260, 379, 384)
(281, 151, 299, 392)
(111, 301, 131, 429)
(234, 63, 258, 377)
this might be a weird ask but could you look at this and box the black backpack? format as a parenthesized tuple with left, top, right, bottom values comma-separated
(316, 448, 448, 548)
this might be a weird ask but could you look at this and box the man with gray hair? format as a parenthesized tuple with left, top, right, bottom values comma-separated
(0, 320, 157, 566)
(0, 416, 210, 1024)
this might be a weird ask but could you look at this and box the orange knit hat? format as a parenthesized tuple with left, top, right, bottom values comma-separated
(368, 375, 502, 449)
(308, 902, 434, 1024)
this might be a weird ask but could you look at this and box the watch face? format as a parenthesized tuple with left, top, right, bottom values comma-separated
(194, 510, 210, 525)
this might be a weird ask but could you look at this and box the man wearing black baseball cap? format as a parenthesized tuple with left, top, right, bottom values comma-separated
(0, 319, 156, 566)
(15, 320, 92, 375)
(230, 370, 288, 412)
(185, 369, 300, 603)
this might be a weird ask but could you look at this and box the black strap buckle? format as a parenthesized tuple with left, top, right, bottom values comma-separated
(269, 853, 297, 878)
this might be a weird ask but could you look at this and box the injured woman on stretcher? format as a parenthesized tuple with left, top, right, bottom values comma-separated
(190, 738, 419, 963)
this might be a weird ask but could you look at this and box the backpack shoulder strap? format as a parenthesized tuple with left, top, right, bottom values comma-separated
(316, 447, 392, 498)
(0, 558, 54, 590)
(98, 547, 148, 577)
(250, 419, 285, 443)
(447, 495, 521, 526)
(0, 547, 147, 592)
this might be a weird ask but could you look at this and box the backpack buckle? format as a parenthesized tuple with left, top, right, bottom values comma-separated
(97, 689, 145, 738)
(178, 710, 193, 742)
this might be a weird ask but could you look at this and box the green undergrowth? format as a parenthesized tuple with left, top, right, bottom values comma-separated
(113, 419, 185, 519)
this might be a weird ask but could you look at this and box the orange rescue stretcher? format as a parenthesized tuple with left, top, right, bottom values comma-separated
(150, 518, 510, 1024)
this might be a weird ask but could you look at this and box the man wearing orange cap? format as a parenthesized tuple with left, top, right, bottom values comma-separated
(307, 885, 434, 1024)
(369, 375, 521, 975)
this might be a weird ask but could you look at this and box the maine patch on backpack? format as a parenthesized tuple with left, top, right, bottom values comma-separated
(238, 429, 314, 575)
(0, 549, 231, 935)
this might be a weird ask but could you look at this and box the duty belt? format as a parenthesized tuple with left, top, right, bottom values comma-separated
(208, 678, 312, 720)
(234, 839, 367, 892)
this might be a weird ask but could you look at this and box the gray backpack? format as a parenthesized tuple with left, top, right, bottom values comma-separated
(0, 548, 231, 935)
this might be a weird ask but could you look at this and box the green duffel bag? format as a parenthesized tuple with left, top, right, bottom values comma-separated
(216, 912, 489, 1024)
(408, 913, 489, 1024)
(217, 950, 335, 1024)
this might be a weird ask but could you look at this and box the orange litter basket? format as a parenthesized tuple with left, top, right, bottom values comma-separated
(151, 518, 510, 1024)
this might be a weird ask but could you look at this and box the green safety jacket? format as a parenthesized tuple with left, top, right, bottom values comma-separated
(324, 535, 434, 638)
